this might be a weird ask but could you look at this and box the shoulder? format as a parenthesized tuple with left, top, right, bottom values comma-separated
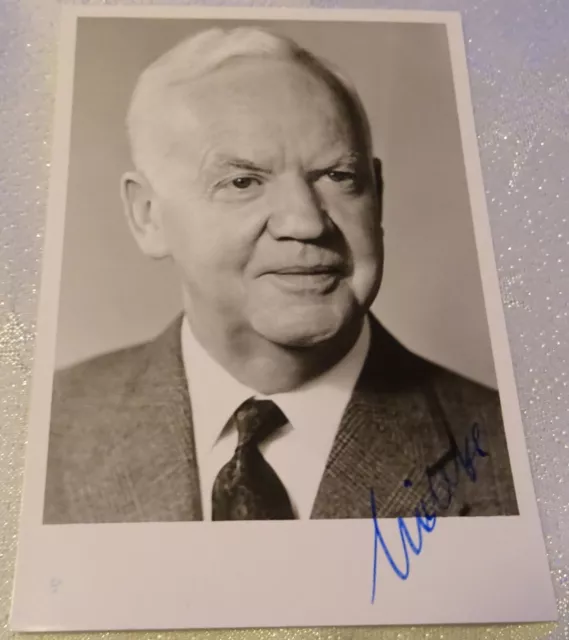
(363, 314, 504, 451)
(50, 314, 183, 437)
(52, 315, 184, 416)
(49, 341, 156, 453)
(45, 316, 188, 523)
(430, 366, 500, 418)
(53, 342, 151, 409)
(365, 314, 498, 400)
(358, 316, 517, 515)
(50, 341, 155, 436)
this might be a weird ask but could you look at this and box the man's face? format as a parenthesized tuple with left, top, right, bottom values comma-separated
(144, 57, 383, 348)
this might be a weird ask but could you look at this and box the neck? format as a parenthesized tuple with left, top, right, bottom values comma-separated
(184, 309, 364, 395)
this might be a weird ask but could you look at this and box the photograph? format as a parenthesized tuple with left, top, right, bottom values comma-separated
(45, 13, 519, 524)
(11, 6, 555, 632)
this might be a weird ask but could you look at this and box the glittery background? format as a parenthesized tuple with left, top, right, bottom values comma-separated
(1, 0, 568, 639)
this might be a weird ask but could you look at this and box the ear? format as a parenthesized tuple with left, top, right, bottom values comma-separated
(120, 171, 169, 259)
(372, 157, 384, 225)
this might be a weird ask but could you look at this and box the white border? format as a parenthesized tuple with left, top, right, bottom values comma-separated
(11, 5, 556, 631)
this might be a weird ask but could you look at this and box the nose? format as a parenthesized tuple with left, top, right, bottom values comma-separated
(267, 175, 329, 241)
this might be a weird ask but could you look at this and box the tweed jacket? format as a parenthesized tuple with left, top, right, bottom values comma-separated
(44, 315, 518, 523)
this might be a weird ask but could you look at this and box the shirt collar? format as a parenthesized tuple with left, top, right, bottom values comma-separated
(181, 316, 371, 453)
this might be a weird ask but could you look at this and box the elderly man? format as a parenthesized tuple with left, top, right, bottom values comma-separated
(45, 27, 518, 523)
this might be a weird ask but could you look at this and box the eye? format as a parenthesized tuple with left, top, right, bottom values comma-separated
(327, 170, 356, 183)
(213, 174, 265, 201)
(321, 169, 363, 194)
(230, 176, 261, 190)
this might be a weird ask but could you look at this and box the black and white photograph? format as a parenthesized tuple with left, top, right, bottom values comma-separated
(46, 13, 520, 524)
(11, 6, 555, 632)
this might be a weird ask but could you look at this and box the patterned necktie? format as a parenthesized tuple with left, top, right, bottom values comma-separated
(211, 398, 295, 521)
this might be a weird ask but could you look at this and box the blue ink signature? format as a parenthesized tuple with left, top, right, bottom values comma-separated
(370, 422, 488, 604)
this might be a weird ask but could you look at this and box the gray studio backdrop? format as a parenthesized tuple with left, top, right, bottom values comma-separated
(55, 17, 497, 388)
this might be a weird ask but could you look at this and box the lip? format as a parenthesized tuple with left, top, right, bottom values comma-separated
(270, 265, 343, 275)
(263, 266, 343, 293)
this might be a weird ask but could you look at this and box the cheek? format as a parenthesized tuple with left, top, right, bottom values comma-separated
(330, 196, 383, 301)
(329, 195, 382, 261)
(160, 196, 264, 280)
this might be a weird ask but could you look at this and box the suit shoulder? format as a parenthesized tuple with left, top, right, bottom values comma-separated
(54, 342, 150, 400)
(367, 316, 499, 405)
(431, 365, 500, 412)
(426, 364, 506, 468)
(50, 317, 184, 431)
(50, 341, 155, 435)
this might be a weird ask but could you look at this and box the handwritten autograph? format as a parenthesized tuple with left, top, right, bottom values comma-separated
(370, 422, 488, 604)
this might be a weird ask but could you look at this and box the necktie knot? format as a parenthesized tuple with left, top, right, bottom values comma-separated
(234, 398, 287, 448)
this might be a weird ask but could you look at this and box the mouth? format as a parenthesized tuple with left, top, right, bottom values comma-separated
(271, 265, 344, 276)
(263, 265, 344, 294)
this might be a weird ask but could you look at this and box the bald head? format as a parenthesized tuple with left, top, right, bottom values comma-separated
(126, 27, 372, 184)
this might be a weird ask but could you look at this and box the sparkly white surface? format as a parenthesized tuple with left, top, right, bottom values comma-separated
(0, 1, 568, 639)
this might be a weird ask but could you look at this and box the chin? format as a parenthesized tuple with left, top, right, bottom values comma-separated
(251, 307, 353, 349)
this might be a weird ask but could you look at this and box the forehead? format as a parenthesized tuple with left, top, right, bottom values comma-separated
(158, 58, 365, 168)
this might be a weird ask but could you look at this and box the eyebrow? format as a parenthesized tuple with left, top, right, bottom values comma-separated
(337, 151, 363, 165)
(312, 151, 363, 170)
(203, 154, 273, 176)
(202, 150, 365, 177)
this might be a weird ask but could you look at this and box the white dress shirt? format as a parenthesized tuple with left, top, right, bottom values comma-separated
(181, 317, 371, 520)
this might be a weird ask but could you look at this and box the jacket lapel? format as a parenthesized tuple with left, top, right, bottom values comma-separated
(311, 317, 443, 519)
(120, 315, 203, 521)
